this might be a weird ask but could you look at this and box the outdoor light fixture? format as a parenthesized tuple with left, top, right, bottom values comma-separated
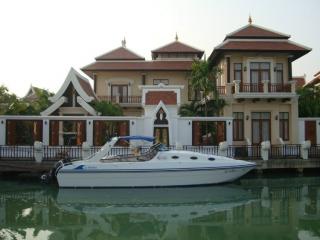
(131, 121, 135, 125)
(274, 66, 277, 72)
(275, 115, 278, 120)
(243, 66, 247, 72)
(88, 121, 91, 125)
(188, 121, 191, 125)
(44, 121, 47, 125)
(228, 121, 231, 126)
(0, 120, 3, 124)
(246, 115, 249, 120)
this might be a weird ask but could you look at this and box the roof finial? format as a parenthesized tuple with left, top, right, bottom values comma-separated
(121, 37, 126, 48)
(175, 32, 178, 41)
(248, 15, 252, 24)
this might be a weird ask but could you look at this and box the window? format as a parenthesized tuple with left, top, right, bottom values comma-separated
(252, 112, 271, 145)
(279, 112, 289, 140)
(111, 85, 128, 103)
(234, 63, 242, 81)
(276, 63, 283, 84)
(250, 62, 270, 84)
(153, 79, 169, 85)
(233, 112, 244, 141)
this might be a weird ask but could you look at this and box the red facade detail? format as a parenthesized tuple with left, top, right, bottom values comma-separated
(145, 91, 177, 105)
(76, 121, 86, 145)
(50, 121, 59, 146)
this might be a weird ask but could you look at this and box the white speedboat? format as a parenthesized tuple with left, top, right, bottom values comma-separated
(53, 136, 256, 188)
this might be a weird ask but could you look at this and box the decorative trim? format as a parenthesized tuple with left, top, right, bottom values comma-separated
(76, 96, 98, 116)
(41, 97, 67, 116)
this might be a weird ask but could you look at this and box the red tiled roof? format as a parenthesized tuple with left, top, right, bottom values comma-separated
(82, 61, 193, 71)
(76, 76, 96, 98)
(152, 41, 203, 53)
(314, 71, 320, 77)
(95, 47, 145, 61)
(152, 41, 204, 59)
(292, 76, 306, 88)
(218, 41, 308, 51)
(305, 75, 320, 88)
(226, 24, 290, 39)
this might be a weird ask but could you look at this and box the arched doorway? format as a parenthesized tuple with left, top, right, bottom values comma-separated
(153, 108, 169, 146)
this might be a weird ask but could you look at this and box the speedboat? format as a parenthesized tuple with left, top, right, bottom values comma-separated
(52, 136, 256, 187)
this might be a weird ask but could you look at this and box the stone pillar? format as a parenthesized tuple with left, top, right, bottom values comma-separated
(262, 80, 269, 93)
(0, 119, 6, 145)
(42, 120, 50, 145)
(218, 141, 228, 157)
(86, 120, 93, 146)
(300, 140, 311, 160)
(82, 141, 91, 159)
(289, 80, 297, 93)
(261, 141, 270, 161)
(226, 83, 233, 96)
(34, 141, 43, 163)
(233, 80, 241, 94)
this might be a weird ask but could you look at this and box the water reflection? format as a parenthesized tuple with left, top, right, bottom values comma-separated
(0, 177, 319, 240)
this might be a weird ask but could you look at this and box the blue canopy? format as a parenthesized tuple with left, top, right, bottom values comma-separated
(119, 136, 155, 142)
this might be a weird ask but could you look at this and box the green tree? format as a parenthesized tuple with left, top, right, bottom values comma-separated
(298, 87, 320, 117)
(91, 100, 123, 116)
(188, 60, 225, 139)
(179, 101, 201, 117)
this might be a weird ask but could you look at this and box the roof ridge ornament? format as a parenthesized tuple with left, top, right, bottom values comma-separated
(175, 32, 178, 41)
(248, 15, 252, 24)
(121, 37, 126, 48)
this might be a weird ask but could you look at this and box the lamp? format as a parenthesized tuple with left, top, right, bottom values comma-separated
(188, 120, 191, 125)
(274, 66, 277, 72)
(131, 121, 135, 125)
(228, 121, 231, 126)
(243, 66, 247, 72)
(246, 115, 249, 120)
(275, 115, 278, 120)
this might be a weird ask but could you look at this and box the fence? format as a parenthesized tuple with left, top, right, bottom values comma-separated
(1, 144, 320, 161)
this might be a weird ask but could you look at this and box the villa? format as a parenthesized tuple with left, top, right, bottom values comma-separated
(0, 19, 317, 148)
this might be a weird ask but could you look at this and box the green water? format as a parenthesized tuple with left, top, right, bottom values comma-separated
(0, 176, 319, 240)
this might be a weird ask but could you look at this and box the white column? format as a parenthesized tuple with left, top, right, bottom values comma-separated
(86, 120, 93, 146)
(130, 120, 137, 136)
(233, 80, 241, 94)
(262, 80, 269, 93)
(226, 120, 233, 145)
(0, 119, 6, 145)
(42, 119, 50, 145)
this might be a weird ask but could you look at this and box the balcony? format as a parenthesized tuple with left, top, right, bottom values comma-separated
(98, 96, 142, 106)
(231, 80, 297, 100)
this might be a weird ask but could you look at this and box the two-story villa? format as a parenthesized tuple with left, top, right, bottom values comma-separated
(209, 20, 310, 145)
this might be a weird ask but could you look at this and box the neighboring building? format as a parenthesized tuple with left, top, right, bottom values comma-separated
(209, 19, 311, 145)
(23, 85, 47, 102)
(304, 71, 320, 88)
(292, 75, 306, 89)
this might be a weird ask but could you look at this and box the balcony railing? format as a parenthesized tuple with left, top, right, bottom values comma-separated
(240, 83, 263, 93)
(216, 86, 226, 95)
(98, 96, 142, 104)
(268, 83, 291, 93)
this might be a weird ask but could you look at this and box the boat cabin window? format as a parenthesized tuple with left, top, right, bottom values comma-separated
(190, 156, 198, 160)
(171, 156, 179, 159)
(208, 157, 215, 161)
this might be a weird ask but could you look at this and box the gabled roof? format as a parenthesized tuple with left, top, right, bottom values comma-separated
(209, 23, 311, 63)
(151, 40, 204, 59)
(41, 68, 98, 116)
(225, 24, 290, 40)
(95, 46, 145, 61)
(49, 67, 97, 103)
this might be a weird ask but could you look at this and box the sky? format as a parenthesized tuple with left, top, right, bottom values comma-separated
(0, 0, 319, 97)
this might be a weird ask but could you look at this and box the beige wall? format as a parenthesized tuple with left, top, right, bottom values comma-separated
(217, 52, 290, 86)
(94, 71, 190, 104)
(223, 99, 299, 144)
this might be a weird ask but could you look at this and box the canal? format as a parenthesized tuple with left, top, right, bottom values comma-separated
(0, 174, 319, 240)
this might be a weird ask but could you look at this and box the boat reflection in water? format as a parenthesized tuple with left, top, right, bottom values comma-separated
(0, 177, 320, 240)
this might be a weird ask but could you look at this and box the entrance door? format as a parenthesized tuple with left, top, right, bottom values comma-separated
(154, 127, 169, 146)
(305, 121, 317, 145)
(252, 112, 271, 145)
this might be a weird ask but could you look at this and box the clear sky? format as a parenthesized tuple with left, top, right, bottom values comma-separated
(0, 0, 319, 97)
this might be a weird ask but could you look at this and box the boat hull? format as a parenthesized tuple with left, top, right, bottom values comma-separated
(57, 165, 255, 188)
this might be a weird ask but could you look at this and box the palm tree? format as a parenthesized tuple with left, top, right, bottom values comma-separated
(178, 101, 201, 117)
(189, 60, 224, 140)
